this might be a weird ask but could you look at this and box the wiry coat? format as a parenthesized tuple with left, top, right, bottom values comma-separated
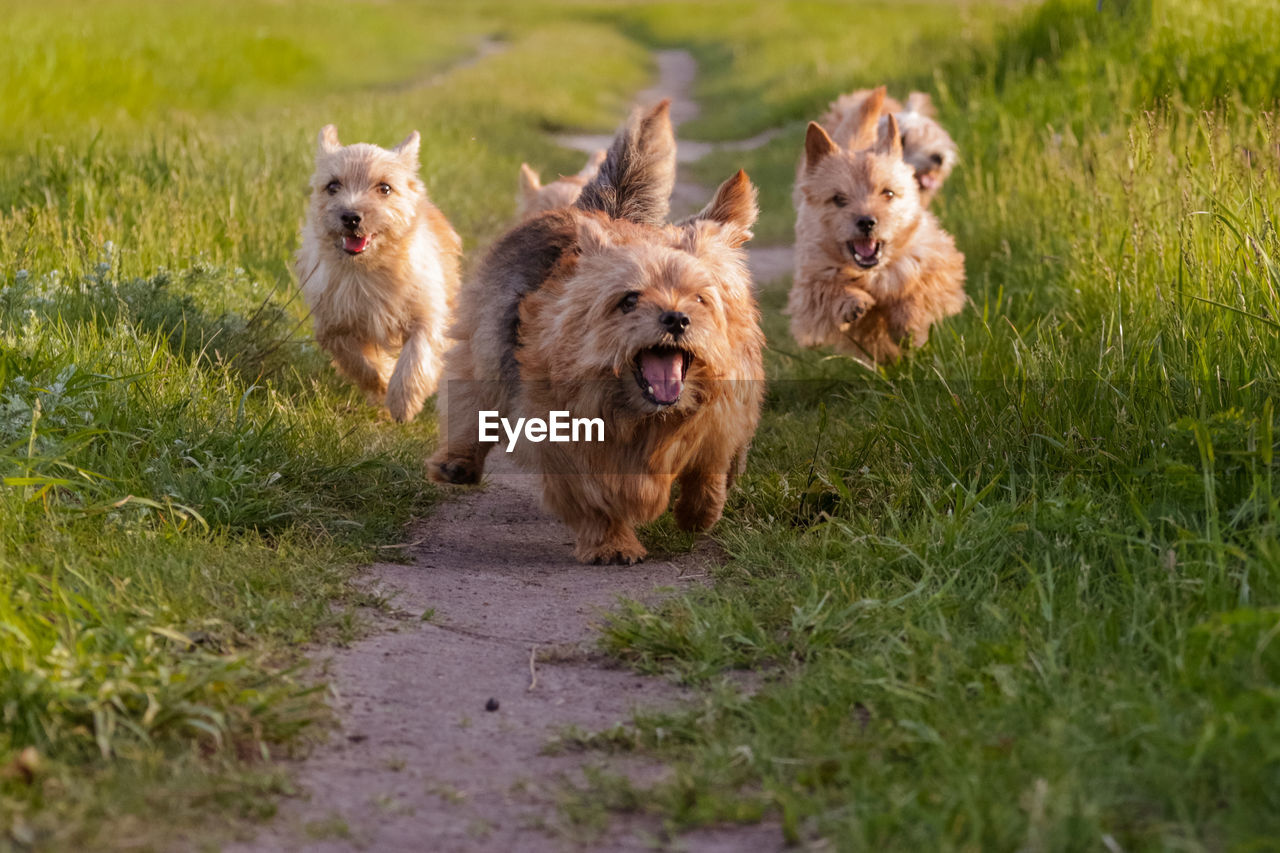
(789, 87, 966, 364)
(430, 101, 765, 565)
(516, 149, 606, 220)
(297, 125, 460, 421)
(822, 88, 958, 206)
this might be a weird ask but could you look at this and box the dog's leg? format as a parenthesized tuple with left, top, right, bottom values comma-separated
(427, 340, 495, 485)
(846, 308, 902, 364)
(887, 299, 938, 351)
(385, 323, 442, 423)
(789, 269, 877, 348)
(674, 458, 729, 532)
(838, 284, 877, 327)
(540, 475, 646, 565)
(571, 513, 647, 565)
(318, 330, 390, 399)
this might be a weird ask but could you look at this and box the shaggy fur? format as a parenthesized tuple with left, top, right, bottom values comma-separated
(517, 149, 606, 219)
(297, 125, 461, 421)
(789, 87, 966, 364)
(429, 101, 765, 565)
(575, 102, 678, 227)
(822, 88, 958, 206)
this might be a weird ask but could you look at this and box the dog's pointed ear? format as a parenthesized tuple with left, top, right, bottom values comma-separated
(849, 86, 887, 149)
(905, 91, 936, 118)
(393, 131, 421, 165)
(876, 113, 903, 159)
(578, 148, 607, 180)
(576, 216, 612, 254)
(519, 163, 542, 198)
(318, 124, 341, 155)
(682, 170, 757, 248)
(576, 99, 676, 226)
(804, 122, 839, 171)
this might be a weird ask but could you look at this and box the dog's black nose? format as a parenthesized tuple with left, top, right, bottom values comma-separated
(341, 211, 362, 229)
(660, 311, 690, 336)
(856, 216, 877, 234)
(930, 152, 945, 166)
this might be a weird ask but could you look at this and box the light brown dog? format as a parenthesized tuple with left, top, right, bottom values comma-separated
(822, 89, 958, 206)
(789, 87, 966, 364)
(430, 101, 765, 565)
(517, 149, 607, 219)
(297, 125, 461, 421)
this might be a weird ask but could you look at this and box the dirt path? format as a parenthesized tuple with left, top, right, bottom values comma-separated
(228, 49, 791, 853)
(228, 456, 779, 852)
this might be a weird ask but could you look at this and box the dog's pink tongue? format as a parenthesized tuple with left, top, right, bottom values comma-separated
(344, 235, 370, 253)
(919, 173, 940, 190)
(852, 238, 878, 259)
(640, 350, 684, 404)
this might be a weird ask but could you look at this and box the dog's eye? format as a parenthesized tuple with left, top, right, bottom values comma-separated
(377, 183, 392, 195)
(695, 294, 704, 304)
(619, 291, 640, 313)
(325, 180, 340, 195)
(882, 189, 896, 200)
(831, 194, 848, 208)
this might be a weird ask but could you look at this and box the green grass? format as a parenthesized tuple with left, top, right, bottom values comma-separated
(591, 0, 1280, 849)
(3, 0, 1279, 849)
(0, 1, 648, 847)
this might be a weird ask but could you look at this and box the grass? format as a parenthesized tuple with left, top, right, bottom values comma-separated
(2, 0, 1278, 849)
(591, 0, 1280, 849)
(0, 1, 648, 847)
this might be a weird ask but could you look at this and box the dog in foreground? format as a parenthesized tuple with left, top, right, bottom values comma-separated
(821, 89, 958, 206)
(789, 87, 966, 364)
(430, 101, 765, 565)
(297, 125, 461, 421)
(517, 149, 607, 219)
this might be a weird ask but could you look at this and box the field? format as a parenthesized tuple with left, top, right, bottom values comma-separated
(2, 0, 1278, 849)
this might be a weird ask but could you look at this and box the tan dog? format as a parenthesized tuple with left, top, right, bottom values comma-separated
(430, 102, 765, 565)
(789, 87, 966, 364)
(517, 149, 607, 219)
(297, 125, 461, 421)
(822, 89, 958, 206)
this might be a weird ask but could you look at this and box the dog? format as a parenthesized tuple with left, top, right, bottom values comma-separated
(789, 87, 966, 364)
(429, 101, 765, 565)
(296, 125, 461, 421)
(517, 149, 607, 219)
(822, 89, 957, 206)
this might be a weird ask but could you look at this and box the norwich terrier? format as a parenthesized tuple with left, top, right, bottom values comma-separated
(297, 125, 461, 421)
(517, 149, 606, 219)
(430, 101, 765, 565)
(789, 87, 966, 364)
(822, 89, 958, 206)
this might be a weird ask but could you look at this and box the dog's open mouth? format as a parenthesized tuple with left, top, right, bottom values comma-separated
(634, 346, 693, 407)
(342, 234, 372, 255)
(917, 172, 941, 192)
(848, 238, 882, 269)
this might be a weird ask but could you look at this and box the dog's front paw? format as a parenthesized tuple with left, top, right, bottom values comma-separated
(385, 389, 419, 424)
(428, 453, 481, 485)
(674, 496, 723, 532)
(575, 536, 647, 566)
(840, 289, 876, 324)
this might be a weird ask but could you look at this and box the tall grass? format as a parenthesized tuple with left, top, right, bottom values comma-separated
(595, 0, 1280, 849)
(4, 0, 1277, 847)
(0, 1, 649, 846)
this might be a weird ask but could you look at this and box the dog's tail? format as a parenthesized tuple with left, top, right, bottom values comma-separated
(575, 100, 676, 227)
